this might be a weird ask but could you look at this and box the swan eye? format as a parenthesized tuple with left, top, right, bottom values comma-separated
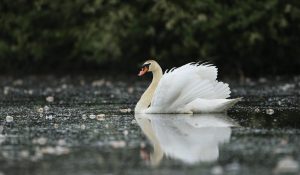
(141, 63, 151, 69)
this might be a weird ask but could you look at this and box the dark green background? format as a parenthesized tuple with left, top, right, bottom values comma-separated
(0, 0, 299, 76)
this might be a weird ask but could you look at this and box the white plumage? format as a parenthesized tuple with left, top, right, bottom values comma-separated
(135, 60, 241, 114)
(135, 113, 236, 165)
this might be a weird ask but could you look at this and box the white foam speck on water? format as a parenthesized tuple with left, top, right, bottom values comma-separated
(279, 84, 295, 91)
(20, 150, 30, 158)
(266, 109, 275, 115)
(109, 140, 126, 148)
(211, 166, 223, 175)
(33, 137, 47, 145)
(82, 114, 87, 120)
(46, 96, 54, 102)
(13, 79, 23, 86)
(123, 130, 129, 136)
(0, 134, 5, 144)
(3, 86, 9, 95)
(127, 87, 134, 93)
(54, 123, 59, 128)
(61, 84, 68, 89)
(28, 89, 33, 95)
(6, 116, 13, 122)
(46, 115, 53, 120)
(57, 139, 66, 146)
(44, 105, 50, 111)
(91, 79, 105, 87)
(274, 156, 299, 173)
(120, 108, 131, 113)
(37, 107, 44, 113)
(225, 162, 240, 172)
(41, 146, 70, 155)
(80, 124, 86, 130)
(89, 114, 96, 119)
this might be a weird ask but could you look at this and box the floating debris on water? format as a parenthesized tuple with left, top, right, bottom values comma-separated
(6, 116, 13, 122)
(0, 134, 5, 144)
(105, 81, 112, 87)
(13, 79, 23, 86)
(54, 123, 59, 128)
(96, 114, 105, 121)
(258, 77, 267, 83)
(89, 114, 96, 119)
(254, 108, 260, 113)
(211, 166, 223, 175)
(266, 109, 275, 115)
(225, 162, 240, 172)
(46, 96, 54, 102)
(3, 86, 9, 95)
(20, 150, 30, 158)
(123, 130, 129, 136)
(279, 84, 295, 91)
(80, 80, 85, 86)
(80, 124, 86, 130)
(82, 114, 87, 120)
(61, 84, 68, 89)
(41, 146, 70, 155)
(46, 115, 53, 120)
(33, 137, 47, 145)
(109, 140, 126, 148)
(37, 107, 44, 113)
(28, 89, 33, 95)
(274, 156, 299, 174)
(120, 108, 131, 113)
(57, 139, 66, 146)
(92, 79, 105, 87)
(127, 87, 134, 93)
(44, 106, 50, 111)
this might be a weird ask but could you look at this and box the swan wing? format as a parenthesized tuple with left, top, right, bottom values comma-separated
(150, 63, 230, 112)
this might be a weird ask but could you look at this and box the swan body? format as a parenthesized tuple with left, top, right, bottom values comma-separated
(135, 60, 241, 114)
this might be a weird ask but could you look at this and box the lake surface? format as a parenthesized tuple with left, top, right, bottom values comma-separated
(0, 76, 299, 175)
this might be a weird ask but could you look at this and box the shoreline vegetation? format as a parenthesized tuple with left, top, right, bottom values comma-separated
(0, 1, 299, 76)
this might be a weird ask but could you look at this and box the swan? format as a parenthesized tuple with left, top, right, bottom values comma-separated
(135, 113, 237, 165)
(135, 60, 241, 113)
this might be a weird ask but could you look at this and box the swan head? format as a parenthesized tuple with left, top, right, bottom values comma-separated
(138, 60, 159, 76)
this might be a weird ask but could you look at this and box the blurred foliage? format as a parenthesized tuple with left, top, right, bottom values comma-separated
(0, 0, 299, 76)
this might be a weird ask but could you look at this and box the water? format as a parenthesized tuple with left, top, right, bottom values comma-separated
(0, 76, 299, 175)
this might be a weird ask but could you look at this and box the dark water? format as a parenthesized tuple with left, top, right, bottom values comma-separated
(0, 76, 299, 175)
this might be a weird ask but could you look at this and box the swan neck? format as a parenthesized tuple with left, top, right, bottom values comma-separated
(135, 67, 162, 113)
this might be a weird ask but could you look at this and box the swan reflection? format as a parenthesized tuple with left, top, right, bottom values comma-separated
(135, 113, 237, 165)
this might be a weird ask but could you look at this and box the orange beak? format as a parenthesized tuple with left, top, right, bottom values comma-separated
(138, 67, 148, 76)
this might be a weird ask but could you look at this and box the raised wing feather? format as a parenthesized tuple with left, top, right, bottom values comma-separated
(150, 63, 230, 111)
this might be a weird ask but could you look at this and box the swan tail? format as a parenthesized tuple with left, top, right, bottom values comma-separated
(222, 98, 242, 110)
(184, 98, 242, 113)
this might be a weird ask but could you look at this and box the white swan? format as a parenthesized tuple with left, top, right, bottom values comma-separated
(135, 60, 241, 113)
(135, 113, 237, 165)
